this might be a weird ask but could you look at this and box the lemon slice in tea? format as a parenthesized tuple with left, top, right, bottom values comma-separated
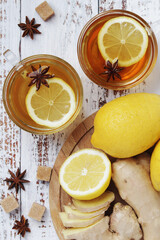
(98, 16, 148, 67)
(59, 149, 111, 200)
(25, 78, 76, 128)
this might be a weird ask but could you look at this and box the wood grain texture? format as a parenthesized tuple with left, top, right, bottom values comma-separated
(49, 113, 95, 240)
(0, 0, 160, 239)
(49, 112, 135, 240)
(0, 1, 21, 240)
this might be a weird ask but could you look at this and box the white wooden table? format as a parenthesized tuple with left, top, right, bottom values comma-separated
(0, 0, 160, 239)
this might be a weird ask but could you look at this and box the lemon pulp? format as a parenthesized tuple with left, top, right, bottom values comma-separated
(25, 78, 76, 128)
(98, 16, 148, 67)
(59, 149, 111, 200)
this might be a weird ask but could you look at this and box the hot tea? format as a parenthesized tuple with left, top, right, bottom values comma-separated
(3, 54, 83, 134)
(77, 10, 158, 90)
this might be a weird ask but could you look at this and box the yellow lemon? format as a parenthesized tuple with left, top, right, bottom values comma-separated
(25, 78, 76, 128)
(59, 149, 111, 200)
(150, 141, 160, 191)
(98, 16, 148, 67)
(91, 93, 160, 158)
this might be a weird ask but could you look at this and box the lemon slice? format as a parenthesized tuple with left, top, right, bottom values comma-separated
(98, 16, 148, 67)
(25, 78, 76, 128)
(59, 149, 111, 200)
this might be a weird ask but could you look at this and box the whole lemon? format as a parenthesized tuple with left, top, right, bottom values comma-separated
(150, 141, 160, 191)
(91, 93, 160, 158)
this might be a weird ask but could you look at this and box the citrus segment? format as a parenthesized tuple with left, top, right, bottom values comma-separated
(98, 16, 148, 67)
(25, 78, 76, 128)
(59, 149, 111, 200)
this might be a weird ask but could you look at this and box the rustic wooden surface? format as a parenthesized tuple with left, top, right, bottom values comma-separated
(0, 0, 160, 239)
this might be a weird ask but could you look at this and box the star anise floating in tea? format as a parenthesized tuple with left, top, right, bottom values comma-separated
(27, 65, 55, 91)
(12, 215, 31, 238)
(18, 16, 41, 40)
(4, 168, 30, 194)
(100, 60, 124, 81)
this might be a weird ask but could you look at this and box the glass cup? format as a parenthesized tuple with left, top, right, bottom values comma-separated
(3, 50, 83, 134)
(77, 10, 158, 90)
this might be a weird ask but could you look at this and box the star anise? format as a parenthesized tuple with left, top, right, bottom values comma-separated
(100, 60, 124, 81)
(18, 16, 41, 40)
(4, 168, 30, 194)
(27, 65, 55, 91)
(12, 215, 31, 238)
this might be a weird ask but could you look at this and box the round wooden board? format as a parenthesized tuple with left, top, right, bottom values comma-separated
(49, 113, 96, 240)
(49, 113, 144, 240)
(49, 113, 143, 240)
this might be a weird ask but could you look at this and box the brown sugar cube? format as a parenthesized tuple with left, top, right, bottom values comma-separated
(36, 1, 55, 21)
(28, 202, 46, 221)
(1, 195, 19, 213)
(37, 166, 52, 182)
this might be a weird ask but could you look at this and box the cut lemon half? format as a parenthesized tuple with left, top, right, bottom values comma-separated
(98, 16, 148, 67)
(59, 149, 111, 200)
(25, 78, 76, 128)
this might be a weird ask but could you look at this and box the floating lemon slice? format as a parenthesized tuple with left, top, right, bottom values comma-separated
(25, 78, 76, 128)
(59, 149, 111, 200)
(98, 16, 148, 67)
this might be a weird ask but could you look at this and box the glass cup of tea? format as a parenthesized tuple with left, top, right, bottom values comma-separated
(3, 50, 83, 134)
(77, 9, 158, 90)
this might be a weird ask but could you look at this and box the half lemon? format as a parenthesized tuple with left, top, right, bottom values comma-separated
(59, 148, 111, 200)
(98, 16, 148, 67)
(25, 78, 76, 128)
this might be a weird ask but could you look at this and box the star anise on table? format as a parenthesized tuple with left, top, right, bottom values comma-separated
(100, 60, 124, 81)
(4, 168, 30, 194)
(18, 16, 41, 40)
(27, 65, 55, 91)
(12, 215, 31, 238)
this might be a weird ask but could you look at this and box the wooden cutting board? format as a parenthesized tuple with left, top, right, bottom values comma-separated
(49, 113, 96, 240)
(49, 113, 137, 240)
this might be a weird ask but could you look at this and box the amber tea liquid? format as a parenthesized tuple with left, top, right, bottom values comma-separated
(78, 10, 158, 89)
(7, 58, 79, 130)
(86, 14, 152, 81)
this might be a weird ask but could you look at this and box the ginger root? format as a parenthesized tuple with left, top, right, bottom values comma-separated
(101, 203, 142, 240)
(62, 216, 110, 240)
(110, 203, 142, 240)
(112, 158, 160, 240)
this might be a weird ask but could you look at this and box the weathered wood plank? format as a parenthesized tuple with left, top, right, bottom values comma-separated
(0, 0, 21, 240)
(20, 0, 98, 239)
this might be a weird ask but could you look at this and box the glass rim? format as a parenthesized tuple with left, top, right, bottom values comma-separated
(77, 9, 158, 90)
(3, 54, 83, 134)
